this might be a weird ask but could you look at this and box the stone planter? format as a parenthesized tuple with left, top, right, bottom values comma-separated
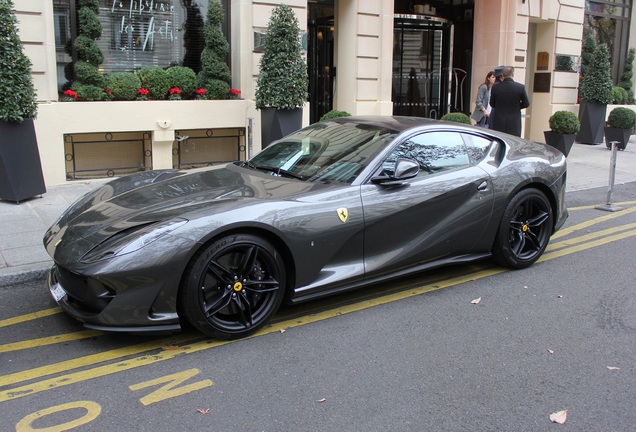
(603, 127, 631, 150)
(0, 118, 46, 203)
(577, 101, 607, 145)
(260, 107, 303, 148)
(543, 131, 576, 157)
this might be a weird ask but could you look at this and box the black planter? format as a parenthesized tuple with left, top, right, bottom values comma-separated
(576, 101, 607, 145)
(260, 107, 302, 148)
(543, 131, 576, 157)
(604, 127, 631, 150)
(0, 119, 46, 203)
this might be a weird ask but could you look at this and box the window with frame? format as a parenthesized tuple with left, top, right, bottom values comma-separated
(382, 131, 471, 177)
(53, 0, 230, 90)
(584, 0, 632, 82)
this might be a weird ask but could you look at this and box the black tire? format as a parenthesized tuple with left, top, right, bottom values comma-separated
(492, 189, 553, 269)
(179, 234, 285, 339)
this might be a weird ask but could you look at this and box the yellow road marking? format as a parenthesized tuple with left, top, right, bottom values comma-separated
(0, 308, 62, 328)
(0, 333, 199, 388)
(552, 205, 636, 240)
(567, 200, 636, 211)
(1, 207, 635, 402)
(4, 227, 636, 402)
(548, 223, 636, 251)
(0, 330, 102, 353)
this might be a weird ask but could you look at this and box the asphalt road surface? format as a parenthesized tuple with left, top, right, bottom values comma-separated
(1, 184, 635, 432)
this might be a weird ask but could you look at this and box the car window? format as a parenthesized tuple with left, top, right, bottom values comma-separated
(382, 131, 470, 176)
(462, 133, 494, 164)
(249, 122, 398, 183)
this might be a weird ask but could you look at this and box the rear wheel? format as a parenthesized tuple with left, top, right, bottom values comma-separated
(492, 189, 553, 269)
(180, 234, 285, 339)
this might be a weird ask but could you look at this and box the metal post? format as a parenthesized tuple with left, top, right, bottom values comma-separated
(247, 117, 253, 159)
(595, 141, 624, 212)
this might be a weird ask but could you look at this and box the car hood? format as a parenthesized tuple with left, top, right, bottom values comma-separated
(49, 164, 321, 244)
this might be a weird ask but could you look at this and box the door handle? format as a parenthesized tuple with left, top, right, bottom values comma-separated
(477, 180, 489, 191)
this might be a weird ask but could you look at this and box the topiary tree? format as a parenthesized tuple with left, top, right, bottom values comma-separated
(606, 106, 636, 129)
(69, 0, 105, 101)
(105, 72, 142, 101)
(548, 111, 580, 135)
(167, 66, 197, 99)
(611, 86, 628, 104)
(579, 44, 614, 104)
(619, 47, 635, 104)
(580, 36, 597, 77)
(320, 110, 352, 121)
(440, 112, 472, 124)
(255, 4, 308, 109)
(137, 67, 170, 100)
(0, 0, 38, 123)
(197, 0, 231, 100)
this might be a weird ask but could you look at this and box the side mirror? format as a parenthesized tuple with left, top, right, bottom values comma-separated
(371, 158, 420, 185)
(394, 158, 420, 179)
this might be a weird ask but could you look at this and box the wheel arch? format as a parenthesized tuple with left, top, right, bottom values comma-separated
(176, 225, 298, 305)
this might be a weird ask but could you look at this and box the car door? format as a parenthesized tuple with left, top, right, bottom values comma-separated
(360, 130, 495, 277)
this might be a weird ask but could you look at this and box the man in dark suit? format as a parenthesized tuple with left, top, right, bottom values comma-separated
(489, 66, 530, 136)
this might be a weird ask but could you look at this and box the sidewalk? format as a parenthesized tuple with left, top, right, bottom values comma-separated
(1, 140, 636, 287)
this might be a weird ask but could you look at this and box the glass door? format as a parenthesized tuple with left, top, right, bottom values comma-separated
(393, 15, 453, 119)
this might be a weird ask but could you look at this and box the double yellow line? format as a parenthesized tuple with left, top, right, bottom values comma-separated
(2, 201, 636, 402)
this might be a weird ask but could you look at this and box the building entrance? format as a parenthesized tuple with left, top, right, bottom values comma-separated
(392, 15, 453, 119)
(308, 3, 335, 123)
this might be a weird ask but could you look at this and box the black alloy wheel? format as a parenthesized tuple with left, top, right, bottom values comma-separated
(180, 234, 286, 339)
(492, 188, 553, 269)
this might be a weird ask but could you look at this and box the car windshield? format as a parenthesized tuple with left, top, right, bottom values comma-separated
(248, 121, 398, 183)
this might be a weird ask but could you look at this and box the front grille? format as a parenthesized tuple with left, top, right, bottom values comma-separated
(54, 265, 115, 313)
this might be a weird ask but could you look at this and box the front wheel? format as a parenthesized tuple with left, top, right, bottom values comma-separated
(492, 189, 553, 269)
(179, 234, 286, 339)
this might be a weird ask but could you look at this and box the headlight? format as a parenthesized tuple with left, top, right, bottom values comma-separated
(81, 219, 188, 263)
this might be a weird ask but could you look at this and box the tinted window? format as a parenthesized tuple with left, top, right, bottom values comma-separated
(462, 133, 494, 164)
(383, 131, 470, 176)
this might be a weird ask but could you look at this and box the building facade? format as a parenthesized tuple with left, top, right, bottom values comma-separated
(13, 0, 635, 185)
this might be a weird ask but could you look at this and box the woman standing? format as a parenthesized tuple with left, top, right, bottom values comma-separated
(471, 71, 496, 128)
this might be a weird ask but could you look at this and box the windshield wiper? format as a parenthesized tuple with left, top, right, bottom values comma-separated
(253, 165, 304, 180)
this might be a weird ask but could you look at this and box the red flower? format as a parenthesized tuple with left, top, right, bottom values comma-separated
(63, 89, 78, 100)
(104, 88, 111, 95)
(195, 88, 206, 95)
(137, 88, 149, 95)
(170, 87, 181, 95)
(230, 88, 241, 96)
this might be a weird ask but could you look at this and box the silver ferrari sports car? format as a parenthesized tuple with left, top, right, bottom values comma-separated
(44, 116, 568, 339)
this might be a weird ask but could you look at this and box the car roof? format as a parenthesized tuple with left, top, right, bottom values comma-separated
(327, 115, 441, 134)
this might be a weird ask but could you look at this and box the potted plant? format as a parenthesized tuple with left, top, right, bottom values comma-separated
(604, 106, 636, 150)
(255, 4, 308, 147)
(0, 0, 46, 203)
(440, 112, 472, 124)
(197, 0, 231, 100)
(319, 110, 351, 121)
(576, 44, 614, 145)
(544, 110, 580, 157)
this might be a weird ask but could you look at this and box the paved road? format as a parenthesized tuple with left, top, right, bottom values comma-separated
(2, 184, 635, 431)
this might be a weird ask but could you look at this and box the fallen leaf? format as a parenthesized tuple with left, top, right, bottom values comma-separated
(471, 297, 481, 304)
(197, 408, 211, 414)
(607, 366, 621, 371)
(549, 409, 568, 424)
(162, 345, 188, 351)
(548, 349, 555, 355)
(316, 398, 326, 403)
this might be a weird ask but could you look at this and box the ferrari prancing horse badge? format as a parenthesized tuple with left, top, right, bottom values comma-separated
(337, 208, 348, 223)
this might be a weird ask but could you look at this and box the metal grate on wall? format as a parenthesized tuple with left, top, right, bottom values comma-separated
(64, 131, 152, 180)
(173, 128, 246, 169)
